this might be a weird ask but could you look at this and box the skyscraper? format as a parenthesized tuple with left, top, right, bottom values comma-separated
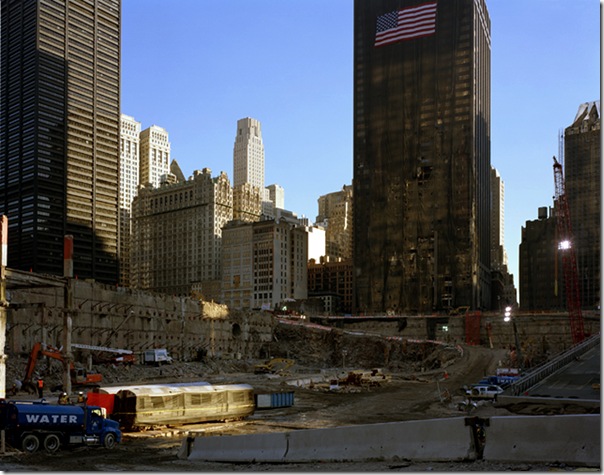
(232, 118, 265, 222)
(139, 125, 170, 189)
(353, 0, 491, 314)
(233, 117, 264, 189)
(119, 114, 141, 286)
(563, 101, 600, 309)
(0, 0, 121, 283)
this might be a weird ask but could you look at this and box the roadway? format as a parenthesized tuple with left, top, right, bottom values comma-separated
(523, 344, 600, 400)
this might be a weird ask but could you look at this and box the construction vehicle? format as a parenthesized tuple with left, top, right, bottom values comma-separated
(71, 343, 136, 366)
(253, 358, 295, 375)
(0, 400, 121, 453)
(553, 156, 586, 344)
(22, 342, 102, 392)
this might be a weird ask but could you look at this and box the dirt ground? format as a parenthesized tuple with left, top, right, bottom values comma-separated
(0, 325, 595, 471)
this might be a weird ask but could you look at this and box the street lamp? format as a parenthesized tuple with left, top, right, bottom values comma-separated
(504, 306, 523, 371)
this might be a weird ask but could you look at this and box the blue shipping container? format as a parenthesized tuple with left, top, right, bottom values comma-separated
(255, 391, 294, 409)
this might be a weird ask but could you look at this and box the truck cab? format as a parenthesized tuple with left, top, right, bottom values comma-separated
(0, 400, 121, 454)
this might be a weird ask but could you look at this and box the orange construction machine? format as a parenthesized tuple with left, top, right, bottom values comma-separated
(22, 342, 102, 392)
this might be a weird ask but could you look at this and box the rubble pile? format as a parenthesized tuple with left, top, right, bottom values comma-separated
(4, 320, 465, 396)
(266, 323, 460, 372)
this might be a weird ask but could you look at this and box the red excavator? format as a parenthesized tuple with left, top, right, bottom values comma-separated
(21, 342, 103, 393)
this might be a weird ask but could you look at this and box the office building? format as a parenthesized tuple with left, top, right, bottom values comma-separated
(353, 0, 491, 313)
(233, 183, 262, 222)
(316, 185, 353, 260)
(267, 184, 285, 210)
(308, 257, 353, 314)
(139, 125, 170, 189)
(307, 225, 326, 262)
(563, 101, 600, 309)
(130, 168, 232, 298)
(519, 207, 563, 310)
(119, 114, 141, 286)
(233, 117, 264, 189)
(221, 219, 308, 310)
(490, 168, 506, 270)
(0, 0, 121, 283)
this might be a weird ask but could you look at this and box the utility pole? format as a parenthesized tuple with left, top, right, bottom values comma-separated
(63, 235, 75, 395)
(0, 216, 8, 399)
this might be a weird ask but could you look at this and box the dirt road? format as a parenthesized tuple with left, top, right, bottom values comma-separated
(2, 344, 569, 471)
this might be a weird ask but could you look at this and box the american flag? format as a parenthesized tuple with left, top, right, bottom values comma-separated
(374, 1, 437, 47)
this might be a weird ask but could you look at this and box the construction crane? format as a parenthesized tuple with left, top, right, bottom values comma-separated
(552, 156, 585, 344)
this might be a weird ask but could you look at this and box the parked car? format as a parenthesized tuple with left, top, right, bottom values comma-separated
(465, 384, 504, 399)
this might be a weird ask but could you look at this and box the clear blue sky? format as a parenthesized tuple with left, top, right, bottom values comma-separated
(121, 0, 600, 287)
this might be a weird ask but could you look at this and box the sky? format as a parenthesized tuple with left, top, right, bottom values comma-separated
(121, 0, 600, 287)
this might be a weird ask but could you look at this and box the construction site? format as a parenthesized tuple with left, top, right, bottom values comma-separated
(0, 265, 600, 470)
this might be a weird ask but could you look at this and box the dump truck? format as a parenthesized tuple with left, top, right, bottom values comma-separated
(0, 400, 122, 454)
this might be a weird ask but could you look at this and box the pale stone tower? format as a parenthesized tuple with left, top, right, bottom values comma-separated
(119, 114, 142, 286)
(233, 117, 264, 188)
(140, 125, 171, 189)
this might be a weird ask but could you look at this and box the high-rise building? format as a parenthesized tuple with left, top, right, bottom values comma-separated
(0, 0, 121, 283)
(563, 101, 600, 309)
(316, 185, 353, 260)
(490, 168, 506, 270)
(221, 219, 308, 310)
(519, 207, 563, 310)
(353, 0, 491, 314)
(233, 118, 264, 189)
(139, 125, 170, 189)
(266, 184, 285, 210)
(130, 168, 232, 298)
(308, 257, 353, 314)
(119, 114, 141, 286)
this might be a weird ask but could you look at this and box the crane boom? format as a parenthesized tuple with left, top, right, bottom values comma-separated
(552, 156, 585, 344)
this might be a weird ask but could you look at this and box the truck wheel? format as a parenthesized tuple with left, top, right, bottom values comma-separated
(21, 434, 40, 453)
(43, 434, 61, 454)
(103, 432, 116, 449)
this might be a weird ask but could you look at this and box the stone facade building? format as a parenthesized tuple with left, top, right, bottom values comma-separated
(130, 168, 232, 299)
(316, 185, 353, 260)
(221, 219, 308, 310)
(139, 125, 170, 189)
(119, 114, 142, 287)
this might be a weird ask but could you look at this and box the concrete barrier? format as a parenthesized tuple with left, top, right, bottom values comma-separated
(181, 417, 477, 463)
(483, 414, 600, 466)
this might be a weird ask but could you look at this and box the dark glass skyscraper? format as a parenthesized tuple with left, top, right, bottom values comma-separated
(0, 0, 121, 283)
(564, 101, 600, 309)
(353, 0, 491, 314)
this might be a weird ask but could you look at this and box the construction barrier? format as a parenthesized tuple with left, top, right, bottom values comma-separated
(482, 414, 600, 466)
(180, 417, 477, 463)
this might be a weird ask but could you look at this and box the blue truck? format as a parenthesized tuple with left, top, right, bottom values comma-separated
(0, 400, 122, 454)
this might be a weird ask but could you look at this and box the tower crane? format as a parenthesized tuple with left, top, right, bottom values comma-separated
(552, 156, 585, 344)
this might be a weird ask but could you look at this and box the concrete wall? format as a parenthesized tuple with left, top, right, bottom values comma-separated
(5, 278, 600, 364)
(180, 417, 477, 463)
(483, 414, 600, 466)
(180, 415, 601, 467)
(6, 281, 273, 362)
